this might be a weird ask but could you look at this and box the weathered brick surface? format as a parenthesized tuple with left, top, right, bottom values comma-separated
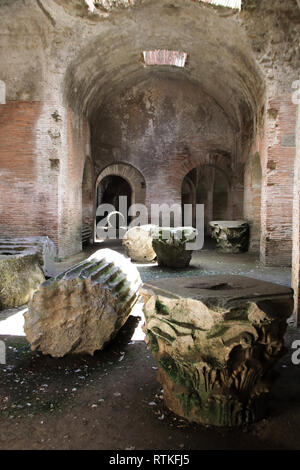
(244, 151, 262, 253)
(0, 0, 298, 271)
(260, 96, 297, 267)
(57, 109, 90, 258)
(0, 102, 91, 258)
(92, 77, 243, 228)
(82, 156, 94, 230)
(0, 101, 59, 246)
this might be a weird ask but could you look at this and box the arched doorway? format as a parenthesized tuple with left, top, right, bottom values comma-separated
(95, 163, 146, 206)
(96, 175, 132, 234)
(95, 163, 146, 240)
(182, 165, 231, 236)
(97, 175, 132, 213)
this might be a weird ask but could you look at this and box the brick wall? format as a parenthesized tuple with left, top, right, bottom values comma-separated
(0, 101, 91, 259)
(260, 95, 297, 267)
(0, 101, 59, 246)
(57, 109, 90, 258)
(82, 156, 94, 230)
(244, 151, 262, 253)
(92, 76, 236, 222)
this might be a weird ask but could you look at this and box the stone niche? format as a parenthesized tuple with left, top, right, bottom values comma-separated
(142, 275, 293, 427)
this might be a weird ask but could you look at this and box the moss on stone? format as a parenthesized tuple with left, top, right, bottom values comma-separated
(155, 298, 170, 316)
(147, 330, 159, 354)
(159, 356, 182, 384)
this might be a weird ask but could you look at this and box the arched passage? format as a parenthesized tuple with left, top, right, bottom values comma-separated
(95, 163, 146, 207)
(97, 175, 131, 211)
(182, 165, 231, 235)
(96, 175, 132, 231)
(95, 163, 146, 238)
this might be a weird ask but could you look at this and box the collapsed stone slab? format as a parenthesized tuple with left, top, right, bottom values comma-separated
(24, 249, 142, 357)
(0, 236, 57, 277)
(151, 227, 197, 268)
(142, 275, 293, 426)
(209, 220, 249, 253)
(122, 225, 157, 262)
(0, 253, 45, 310)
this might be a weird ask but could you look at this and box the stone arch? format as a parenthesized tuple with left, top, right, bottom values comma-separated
(95, 163, 146, 207)
(182, 164, 232, 233)
(175, 150, 233, 189)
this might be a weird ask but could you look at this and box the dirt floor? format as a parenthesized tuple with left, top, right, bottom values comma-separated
(0, 241, 299, 450)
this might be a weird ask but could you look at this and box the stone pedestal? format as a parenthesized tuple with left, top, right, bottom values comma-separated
(122, 225, 157, 263)
(142, 275, 293, 427)
(209, 220, 249, 253)
(24, 249, 142, 357)
(151, 227, 197, 268)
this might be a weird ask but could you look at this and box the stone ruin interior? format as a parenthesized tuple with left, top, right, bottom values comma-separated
(0, 0, 300, 451)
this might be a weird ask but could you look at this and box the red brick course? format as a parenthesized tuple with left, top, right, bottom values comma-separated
(0, 101, 59, 246)
(261, 95, 297, 267)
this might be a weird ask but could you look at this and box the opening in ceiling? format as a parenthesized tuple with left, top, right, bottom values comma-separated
(142, 50, 188, 68)
(199, 0, 241, 10)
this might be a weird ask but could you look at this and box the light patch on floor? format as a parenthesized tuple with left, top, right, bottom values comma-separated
(131, 301, 146, 342)
(133, 262, 158, 268)
(0, 308, 27, 336)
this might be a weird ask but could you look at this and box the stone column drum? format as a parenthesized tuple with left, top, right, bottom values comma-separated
(24, 249, 142, 357)
(142, 275, 293, 427)
(209, 220, 249, 253)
